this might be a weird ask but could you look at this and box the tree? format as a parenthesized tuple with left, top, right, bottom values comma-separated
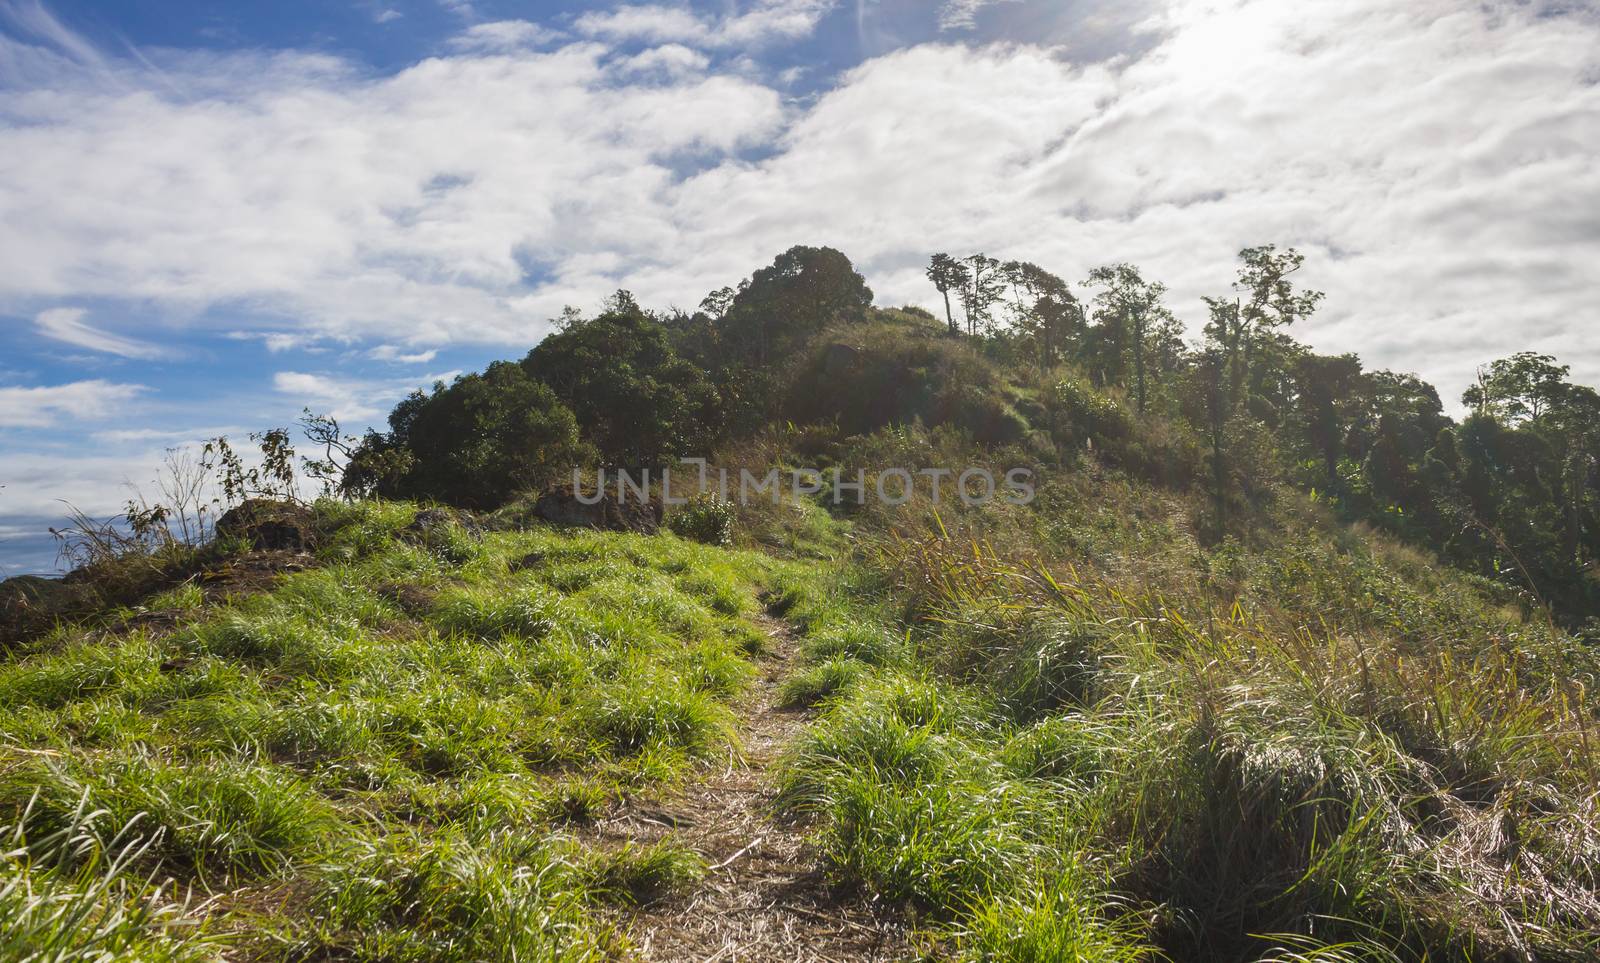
(1085, 263, 1172, 414)
(1210, 246, 1323, 412)
(699, 286, 736, 323)
(1463, 352, 1572, 423)
(926, 253, 970, 336)
(1293, 353, 1364, 490)
(297, 410, 360, 499)
(364, 361, 591, 508)
(524, 294, 722, 467)
(1349, 370, 1448, 527)
(1198, 347, 1231, 533)
(959, 254, 1005, 337)
(1000, 260, 1082, 374)
(721, 246, 874, 365)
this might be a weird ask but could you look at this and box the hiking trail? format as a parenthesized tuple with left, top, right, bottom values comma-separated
(588, 612, 909, 961)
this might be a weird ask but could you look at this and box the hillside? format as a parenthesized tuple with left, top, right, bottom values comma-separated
(3, 245, 1599, 961)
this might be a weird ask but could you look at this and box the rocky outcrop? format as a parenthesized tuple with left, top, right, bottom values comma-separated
(822, 341, 861, 376)
(534, 483, 662, 534)
(215, 499, 316, 552)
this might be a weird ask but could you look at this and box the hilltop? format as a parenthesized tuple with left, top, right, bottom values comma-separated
(2, 245, 1598, 961)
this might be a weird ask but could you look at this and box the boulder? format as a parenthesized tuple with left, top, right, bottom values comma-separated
(215, 499, 315, 552)
(404, 507, 481, 539)
(822, 341, 861, 376)
(534, 483, 662, 534)
(1, 574, 94, 648)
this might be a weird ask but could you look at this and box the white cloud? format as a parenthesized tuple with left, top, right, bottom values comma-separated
(0, 443, 217, 524)
(614, 43, 710, 78)
(272, 369, 459, 422)
(0, 450, 163, 518)
(273, 371, 378, 421)
(0, 0, 103, 70)
(573, 0, 835, 50)
(368, 344, 439, 364)
(374, 9, 402, 25)
(937, 0, 1017, 32)
(663, 0, 1600, 396)
(226, 331, 324, 354)
(0, 379, 146, 427)
(89, 425, 244, 444)
(35, 306, 172, 359)
(0, 39, 786, 346)
(0, 0, 1596, 405)
(447, 20, 559, 53)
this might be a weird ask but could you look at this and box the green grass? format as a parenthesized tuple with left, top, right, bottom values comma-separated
(767, 448, 1600, 961)
(6, 476, 1600, 962)
(764, 495, 1600, 959)
(0, 501, 807, 960)
(0, 793, 220, 961)
(581, 837, 707, 906)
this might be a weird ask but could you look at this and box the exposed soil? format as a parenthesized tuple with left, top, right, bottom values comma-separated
(589, 614, 911, 962)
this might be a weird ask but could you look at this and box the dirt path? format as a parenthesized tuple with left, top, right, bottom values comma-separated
(589, 613, 910, 962)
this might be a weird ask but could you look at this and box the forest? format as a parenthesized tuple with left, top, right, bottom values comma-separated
(347, 244, 1600, 629)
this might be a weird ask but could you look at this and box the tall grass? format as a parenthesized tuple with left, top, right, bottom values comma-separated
(0, 793, 218, 961)
(776, 482, 1600, 960)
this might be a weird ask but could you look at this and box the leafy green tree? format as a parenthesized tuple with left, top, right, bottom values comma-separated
(699, 286, 735, 323)
(1085, 263, 1173, 414)
(959, 254, 1005, 337)
(926, 253, 970, 336)
(720, 245, 874, 366)
(370, 362, 591, 508)
(1207, 246, 1323, 413)
(1464, 352, 1572, 423)
(1000, 260, 1082, 374)
(1549, 385, 1600, 568)
(1292, 353, 1365, 490)
(524, 294, 721, 468)
(1348, 370, 1448, 529)
(1196, 347, 1231, 533)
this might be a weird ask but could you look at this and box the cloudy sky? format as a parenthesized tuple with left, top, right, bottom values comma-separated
(1, 0, 1597, 573)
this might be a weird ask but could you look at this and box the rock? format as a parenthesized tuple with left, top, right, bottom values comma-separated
(1, 574, 92, 648)
(405, 507, 480, 538)
(215, 499, 315, 552)
(509, 550, 547, 572)
(822, 342, 861, 376)
(374, 581, 439, 616)
(534, 483, 663, 534)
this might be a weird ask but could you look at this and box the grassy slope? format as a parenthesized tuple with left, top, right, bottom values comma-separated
(775, 459, 1600, 962)
(3, 465, 1598, 961)
(0, 501, 843, 961)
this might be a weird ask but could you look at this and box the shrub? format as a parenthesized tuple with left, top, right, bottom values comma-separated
(668, 494, 737, 546)
(362, 361, 595, 510)
(782, 320, 1023, 444)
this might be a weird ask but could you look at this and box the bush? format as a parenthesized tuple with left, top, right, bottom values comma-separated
(668, 494, 736, 546)
(783, 320, 1024, 445)
(362, 361, 594, 510)
(1051, 377, 1131, 447)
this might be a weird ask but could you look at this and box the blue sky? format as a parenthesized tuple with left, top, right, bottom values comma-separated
(2, 0, 1598, 575)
